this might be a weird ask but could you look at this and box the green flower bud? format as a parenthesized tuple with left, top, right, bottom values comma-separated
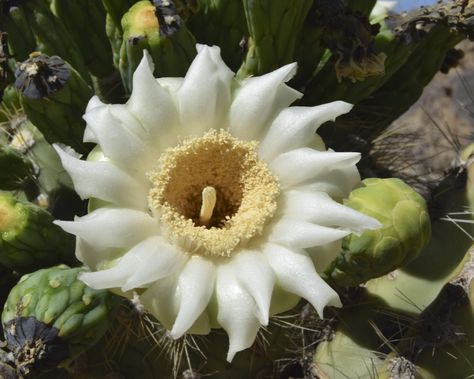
(119, 0, 197, 93)
(15, 53, 93, 154)
(2, 265, 119, 376)
(325, 178, 431, 287)
(0, 194, 75, 272)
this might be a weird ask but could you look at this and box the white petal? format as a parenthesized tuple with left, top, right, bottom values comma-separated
(296, 164, 361, 201)
(259, 102, 353, 160)
(54, 145, 148, 210)
(75, 237, 118, 270)
(270, 148, 360, 188)
(231, 250, 274, 325)
(269, 218, 350, 249)
(177, 45, 233, 135)
(122, 237, 186, 291)
(141, 275, 179, 330)
(83, 104, 155, 170)
(83, 95, 105, 142)
(55, 207, 158, 251)
(79, 264, 133, 289)
(281, 190, 381, 234)
(127, 51, 180, 148)
(264, 243, 341, 317)
(229, 63, 302, 141)
(170, 256, 216, 338)
(216, 265, 261, 362)
(157, 77, 183, 95)
(306, 240, 343, 274)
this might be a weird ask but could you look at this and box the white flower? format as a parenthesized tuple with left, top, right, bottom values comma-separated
(54, 45, 380, 361)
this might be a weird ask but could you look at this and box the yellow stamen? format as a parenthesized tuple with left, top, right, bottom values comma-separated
(199, 186, 217, 227)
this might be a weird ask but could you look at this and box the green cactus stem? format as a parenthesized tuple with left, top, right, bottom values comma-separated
(0, 0, 91, 81)
(119, 0, 197, 94)
(0, 145, 36, 191)
(324, 178, 431, 287)
(0, 194, 75, 272)
(187, 0, 247, 71)
(50, 0, 115, 79)
(2, 265, 120, 376)
(236, 0, 313, 79)
(15, 53, 93, 154)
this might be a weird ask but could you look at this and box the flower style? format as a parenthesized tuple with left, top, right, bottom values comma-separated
(54, 45, 380, 361)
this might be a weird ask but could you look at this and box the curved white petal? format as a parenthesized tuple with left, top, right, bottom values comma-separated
(127, 51, 180, 148)
(264, 243, 341, 317)
(83, 95, 105, 142)
(281, 190, 381, 234)
(216, 264, 261, 362)
(83, 104, 155, 170)
(170, 256, 216, 338)
(141, 275, 179, 330)
(296, 164, 361, 201)
(269, 218, 350, 249)
(259, 102, 353, 161)
(79, 263, 134, 290)
(122, 237, 187, 291)
(229, 63, 302, 141)
(270, 148, 360, 189)
(55, 207, 158, 251)
(75, 237, 119, 270)
(177, 45, 233, 136)
(306, 240, 343, 274)
(54, 145, 148, 210)
(231, 250, 275, 325)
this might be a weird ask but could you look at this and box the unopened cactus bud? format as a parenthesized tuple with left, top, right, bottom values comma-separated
(15, 53, 93, 154)
(0, 145, 36, 191)
(2, 265, 120, 376)
(325, 178, 431, 287)
(119, 0, 197, 93)
(0, 194, 75, 272)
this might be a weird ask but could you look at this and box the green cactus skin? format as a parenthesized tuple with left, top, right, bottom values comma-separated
(187, 0, 247, 72)
(0, 0, 91, 82)
(346, 0, 377, 16)
(0, 145, 36, 191)
(119, 0, 197, 94)
(324, 178, 431, 287)
(236, 0, 313, 79)
(15, 53, 93, 154)
(1, 265, 119, 375)
(0, 194, 75, 272)
(50, 0, 115, 79)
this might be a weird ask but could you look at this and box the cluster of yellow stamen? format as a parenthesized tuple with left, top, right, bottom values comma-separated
(148, 129, 280, 257)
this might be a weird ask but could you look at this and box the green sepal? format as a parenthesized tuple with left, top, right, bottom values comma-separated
(0, 194, 75, 272)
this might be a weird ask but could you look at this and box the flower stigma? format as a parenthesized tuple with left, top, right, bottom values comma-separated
(147, 129, 280, 257)
(199, 186, 217, 227)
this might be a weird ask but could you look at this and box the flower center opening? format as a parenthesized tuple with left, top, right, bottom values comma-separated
(147, 130, 280, 257)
